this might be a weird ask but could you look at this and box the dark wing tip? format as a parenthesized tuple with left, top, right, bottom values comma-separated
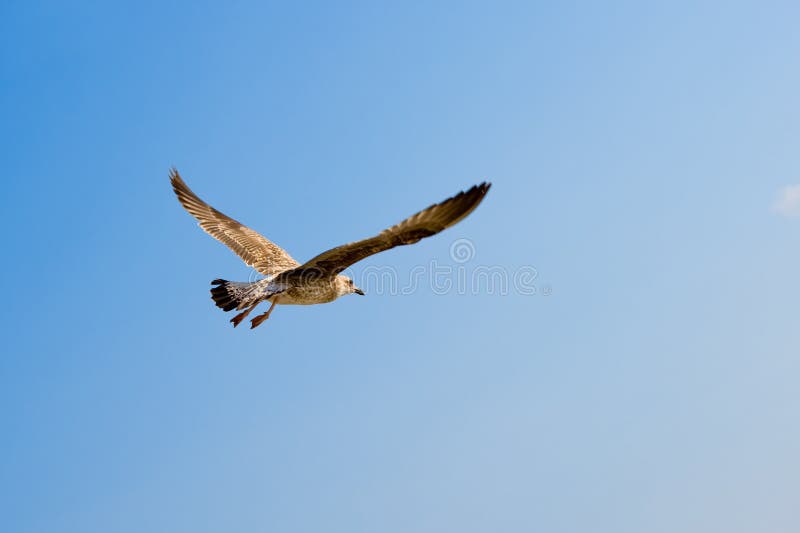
(169, 168, 204, 210)
(450, 181, 490, 223)
(169, 167, 186, 197)
(461, 180, 492, 209)
(420, 180, 491, 233)
(459, 181, 491, 202)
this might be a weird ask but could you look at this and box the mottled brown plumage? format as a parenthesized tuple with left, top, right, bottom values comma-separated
(170, 169, 299, 276)
(276, 182, 491, 283)
(170, 168, 491, 329)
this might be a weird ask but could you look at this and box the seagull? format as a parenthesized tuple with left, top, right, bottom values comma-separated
(170, 168, 491, 329)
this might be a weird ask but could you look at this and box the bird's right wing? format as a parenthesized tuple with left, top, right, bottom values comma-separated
(170, 168, 299, 276)
(279, 182, 491, 281)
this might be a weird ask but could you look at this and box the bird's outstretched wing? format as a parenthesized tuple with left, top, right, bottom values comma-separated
(170, 168, 299, 276)
(280, 182, 491, 280)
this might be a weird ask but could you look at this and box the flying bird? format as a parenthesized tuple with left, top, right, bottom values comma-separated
(170, 168, 491, 329)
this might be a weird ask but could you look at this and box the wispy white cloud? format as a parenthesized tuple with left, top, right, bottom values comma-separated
(771, 185, 800, 217)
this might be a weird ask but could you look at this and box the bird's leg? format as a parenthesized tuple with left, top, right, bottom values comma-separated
(230, 304, 257, 328)
(250, 300, 277, 329)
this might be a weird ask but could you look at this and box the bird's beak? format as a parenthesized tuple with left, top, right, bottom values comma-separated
(354, 288, 365, 296)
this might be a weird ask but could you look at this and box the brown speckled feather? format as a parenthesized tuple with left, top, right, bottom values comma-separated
(278, 182, 491, 280)
(170, 168, 299, 276)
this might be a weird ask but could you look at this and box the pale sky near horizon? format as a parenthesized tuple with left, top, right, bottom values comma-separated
(2, 2, 799, 532)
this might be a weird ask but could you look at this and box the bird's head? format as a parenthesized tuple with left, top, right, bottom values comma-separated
(336, 275, 365, 296)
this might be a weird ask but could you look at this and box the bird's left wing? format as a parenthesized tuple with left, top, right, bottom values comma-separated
(279, 182, 490, 280)
(170, 168, 300, 276)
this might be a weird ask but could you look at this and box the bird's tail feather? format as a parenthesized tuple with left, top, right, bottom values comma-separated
(210, 279, 258, 312)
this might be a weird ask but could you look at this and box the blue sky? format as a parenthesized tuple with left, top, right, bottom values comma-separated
(2, 1, 799, 532)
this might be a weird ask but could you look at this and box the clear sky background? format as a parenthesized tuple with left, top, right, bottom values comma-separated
(2, 1, 799, 532)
